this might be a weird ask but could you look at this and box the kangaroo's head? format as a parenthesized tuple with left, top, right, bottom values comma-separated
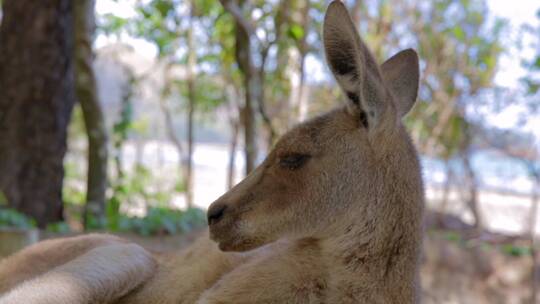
(208, 1, 422, 252)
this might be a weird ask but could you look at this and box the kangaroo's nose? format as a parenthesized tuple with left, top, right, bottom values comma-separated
(207, 203, 227, 225)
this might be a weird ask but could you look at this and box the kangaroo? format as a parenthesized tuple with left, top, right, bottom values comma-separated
(0, 1, 424, 303)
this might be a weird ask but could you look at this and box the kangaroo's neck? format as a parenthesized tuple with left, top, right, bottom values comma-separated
(317, 171, 424, 302)
(316, 212, 421, 302)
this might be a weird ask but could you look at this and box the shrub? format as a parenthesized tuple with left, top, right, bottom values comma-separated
(116, 207, 206, 236)
(0, 208, 36, 230)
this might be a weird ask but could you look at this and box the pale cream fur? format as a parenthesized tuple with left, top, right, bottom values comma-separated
(0, 1, 424, 303)
(1, 243, 155, 304)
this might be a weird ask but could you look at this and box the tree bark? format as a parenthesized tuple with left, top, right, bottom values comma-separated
(257, 46, 277, 149)
(234, 19, 258, 174)
(158, 97, 185, 193)
(74, 0, 108, 228)
(462, 152, 483, 231)
(526, 172, 539, 237)
(530, 182, 539, 304)
(296, 52, 309, 123)
(184, 0, 196, 208)
(220, 0, 259, 175)
(299, 0, 310, 123)
(185, 87, 195, 208)
(0, 0, 75, 227)
(227, 119, 240, 190)
(224, 75, 241, 190)
(438, 159, 453, 226)
(527, 171, 539, 304)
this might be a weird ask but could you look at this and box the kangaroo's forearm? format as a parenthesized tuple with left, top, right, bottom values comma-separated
(0, 243, 156, 304)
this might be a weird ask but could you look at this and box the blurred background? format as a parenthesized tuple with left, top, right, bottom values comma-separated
(0, 0, 539, 303)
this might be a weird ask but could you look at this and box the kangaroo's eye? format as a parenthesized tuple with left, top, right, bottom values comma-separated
(279, 153, 311, 170)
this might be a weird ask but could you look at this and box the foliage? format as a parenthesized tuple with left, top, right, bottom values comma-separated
(105, 162, 189, 232)
(99, 0, 226, 110)
(112, 72, 135, 150)
(400, 0, 507, 157)
(45, 222, 72, 234)
(0, 203, 204, 236)
(63, 157, 87, 211)
(500, 244, 532, 257)
(73, 0, 540, 242)
(63, 183, 86, 207)
(0, 191, 7, 206)
(98, 13, 128, 37)
(117, 207, 206, 236)
(67, 103, 87, 143)
(0, 208, 36, 230)
(443, 231, 462, 243)
(520, 8, 540, 112)
(106, 70, 137, 231)
(108, 164, 163, 229)
(438, 230, 532, 257)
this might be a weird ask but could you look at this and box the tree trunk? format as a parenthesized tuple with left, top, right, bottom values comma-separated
(113, 72, 135, 184)
(526, 173, 539, 237)
(74, 0, 108, 228)
(528, 173, 539, 304)
(224, 76, 241, 190)
(257, 47, 277, 149)
(296, 53, 309, 123)
(184, 1, 196, 208)
(158, 97, 185, 193)
(295, 0, 310, 123)
(438, 159, 453, 226)
(220, 0, 260, 175)
(462, 152, 483, 231)
(234, 19, 258, 175)
(185, 87, 195, 208)
(532, 242, 538, 304)
(0, 0, 75, 227)
(227, 119, 240, 190)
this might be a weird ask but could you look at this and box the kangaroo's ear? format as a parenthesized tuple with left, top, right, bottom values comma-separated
(380, 49, 420, 118)
(323, 0, 387, 129)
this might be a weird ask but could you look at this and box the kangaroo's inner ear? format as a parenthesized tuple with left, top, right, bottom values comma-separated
(380, 49, 420, 118)
(323, 1, 387, 130)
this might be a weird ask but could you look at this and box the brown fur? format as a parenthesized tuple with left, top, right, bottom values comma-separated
(0, 2, 424, 303)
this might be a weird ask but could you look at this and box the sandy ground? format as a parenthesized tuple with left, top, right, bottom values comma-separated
(426, 187, 539, 236)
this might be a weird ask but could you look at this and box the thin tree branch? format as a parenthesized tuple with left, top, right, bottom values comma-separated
(219, 0, 261, 46)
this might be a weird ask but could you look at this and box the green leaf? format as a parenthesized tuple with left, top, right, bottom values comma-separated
(524, 79, 539, 95)
(99, 13, 128, 35)
(288, 24, 305, 41)
(0, 191, 7, 206)
(46, 222, 71, 233)
(174, 180, 186, 193)
(484, 55, 496, 70)
(534, 56, 540, 69)
(155, 0, 174, 17)
(444, 231, 462, 243)
(452, 26, 465, 41)
(501, 244, 532, 257)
